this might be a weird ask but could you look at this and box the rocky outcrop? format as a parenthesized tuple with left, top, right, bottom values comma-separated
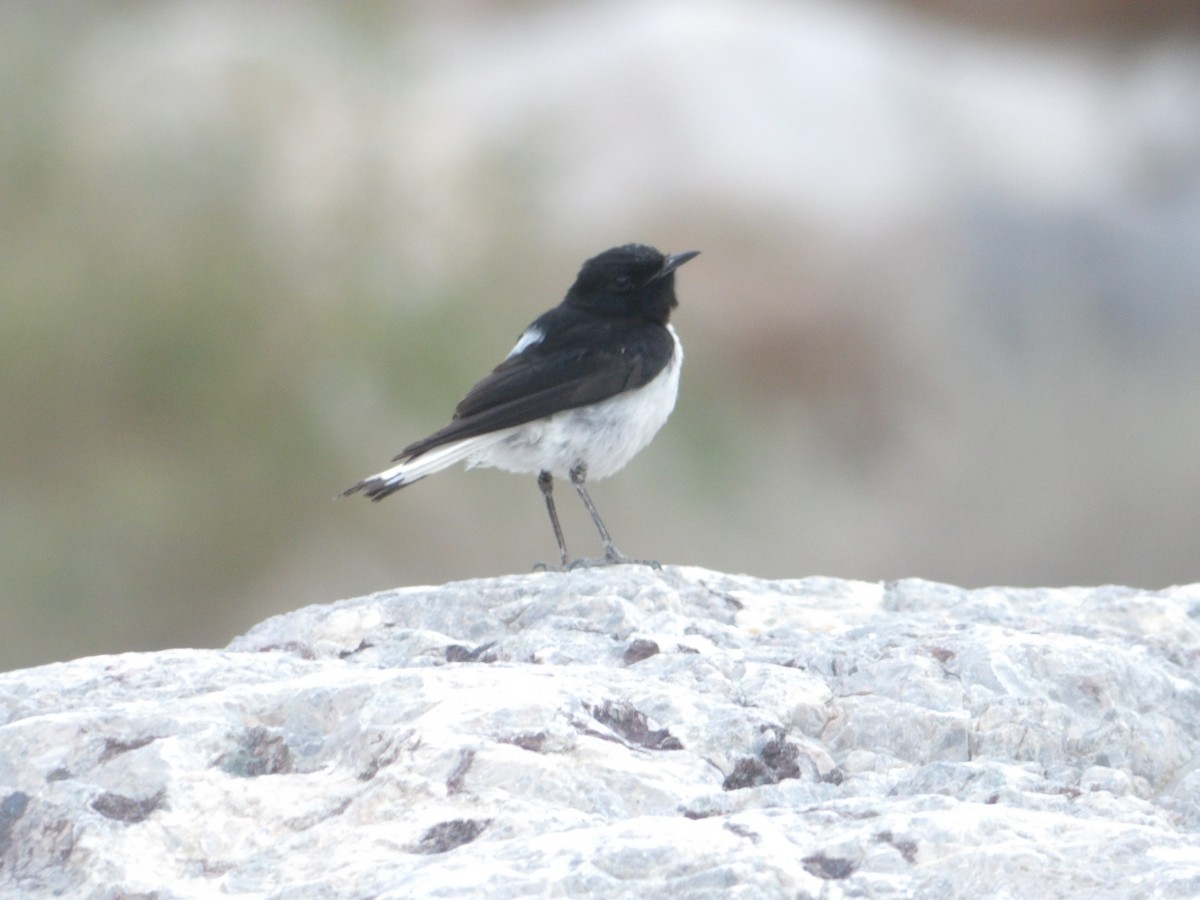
(2, 567, 1198, 896)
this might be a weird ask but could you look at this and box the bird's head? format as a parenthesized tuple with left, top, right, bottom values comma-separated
(565, 244, 699, 324)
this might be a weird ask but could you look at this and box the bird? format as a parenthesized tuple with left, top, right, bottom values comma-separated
(342, 243, 699, 569)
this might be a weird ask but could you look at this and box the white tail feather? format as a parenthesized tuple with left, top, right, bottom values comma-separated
(369, 432, 509, 489)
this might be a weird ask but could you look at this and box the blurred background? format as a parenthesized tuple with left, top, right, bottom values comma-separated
(3, 0, 1199, 671)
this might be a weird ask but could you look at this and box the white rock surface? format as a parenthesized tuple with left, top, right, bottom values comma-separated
(2, 567, 1199, 897)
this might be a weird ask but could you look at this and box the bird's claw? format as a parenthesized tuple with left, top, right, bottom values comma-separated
(532, 556, 661, 572)
(566, 553, 661, 571)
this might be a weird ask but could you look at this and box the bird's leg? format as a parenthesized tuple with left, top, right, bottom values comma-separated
(535, 470, 571, 570)
(568, 463, 617, 560)
(568, 463, 660, 569)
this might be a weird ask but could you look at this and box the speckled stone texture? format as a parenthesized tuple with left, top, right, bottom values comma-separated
(2, 567, 1198, 897)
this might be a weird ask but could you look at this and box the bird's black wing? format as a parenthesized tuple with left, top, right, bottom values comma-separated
(395, 310, 673, 461)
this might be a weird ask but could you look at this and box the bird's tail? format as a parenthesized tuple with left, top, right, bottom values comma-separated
(340, 433, 505, 502)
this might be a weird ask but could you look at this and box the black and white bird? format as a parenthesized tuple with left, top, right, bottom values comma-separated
(342, 243, 698, 568)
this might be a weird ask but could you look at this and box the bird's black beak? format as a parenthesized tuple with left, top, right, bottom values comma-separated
(651, 250, 700, 281)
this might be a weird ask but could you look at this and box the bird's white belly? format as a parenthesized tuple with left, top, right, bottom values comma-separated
(469, 327, 682, 481)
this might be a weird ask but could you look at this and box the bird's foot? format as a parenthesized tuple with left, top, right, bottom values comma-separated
(534, 550, 661, 572)
(566, 549, 661, 571)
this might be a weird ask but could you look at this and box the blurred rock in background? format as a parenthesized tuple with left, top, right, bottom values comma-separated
(3, 0, 1199, 670)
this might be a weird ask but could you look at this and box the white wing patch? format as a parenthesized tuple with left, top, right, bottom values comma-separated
(506, 326, 544, 359)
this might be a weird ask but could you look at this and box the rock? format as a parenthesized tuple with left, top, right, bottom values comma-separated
(1, 567, 1199, 897)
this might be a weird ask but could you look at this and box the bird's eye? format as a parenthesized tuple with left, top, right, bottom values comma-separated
(613, 275, 633, 291)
